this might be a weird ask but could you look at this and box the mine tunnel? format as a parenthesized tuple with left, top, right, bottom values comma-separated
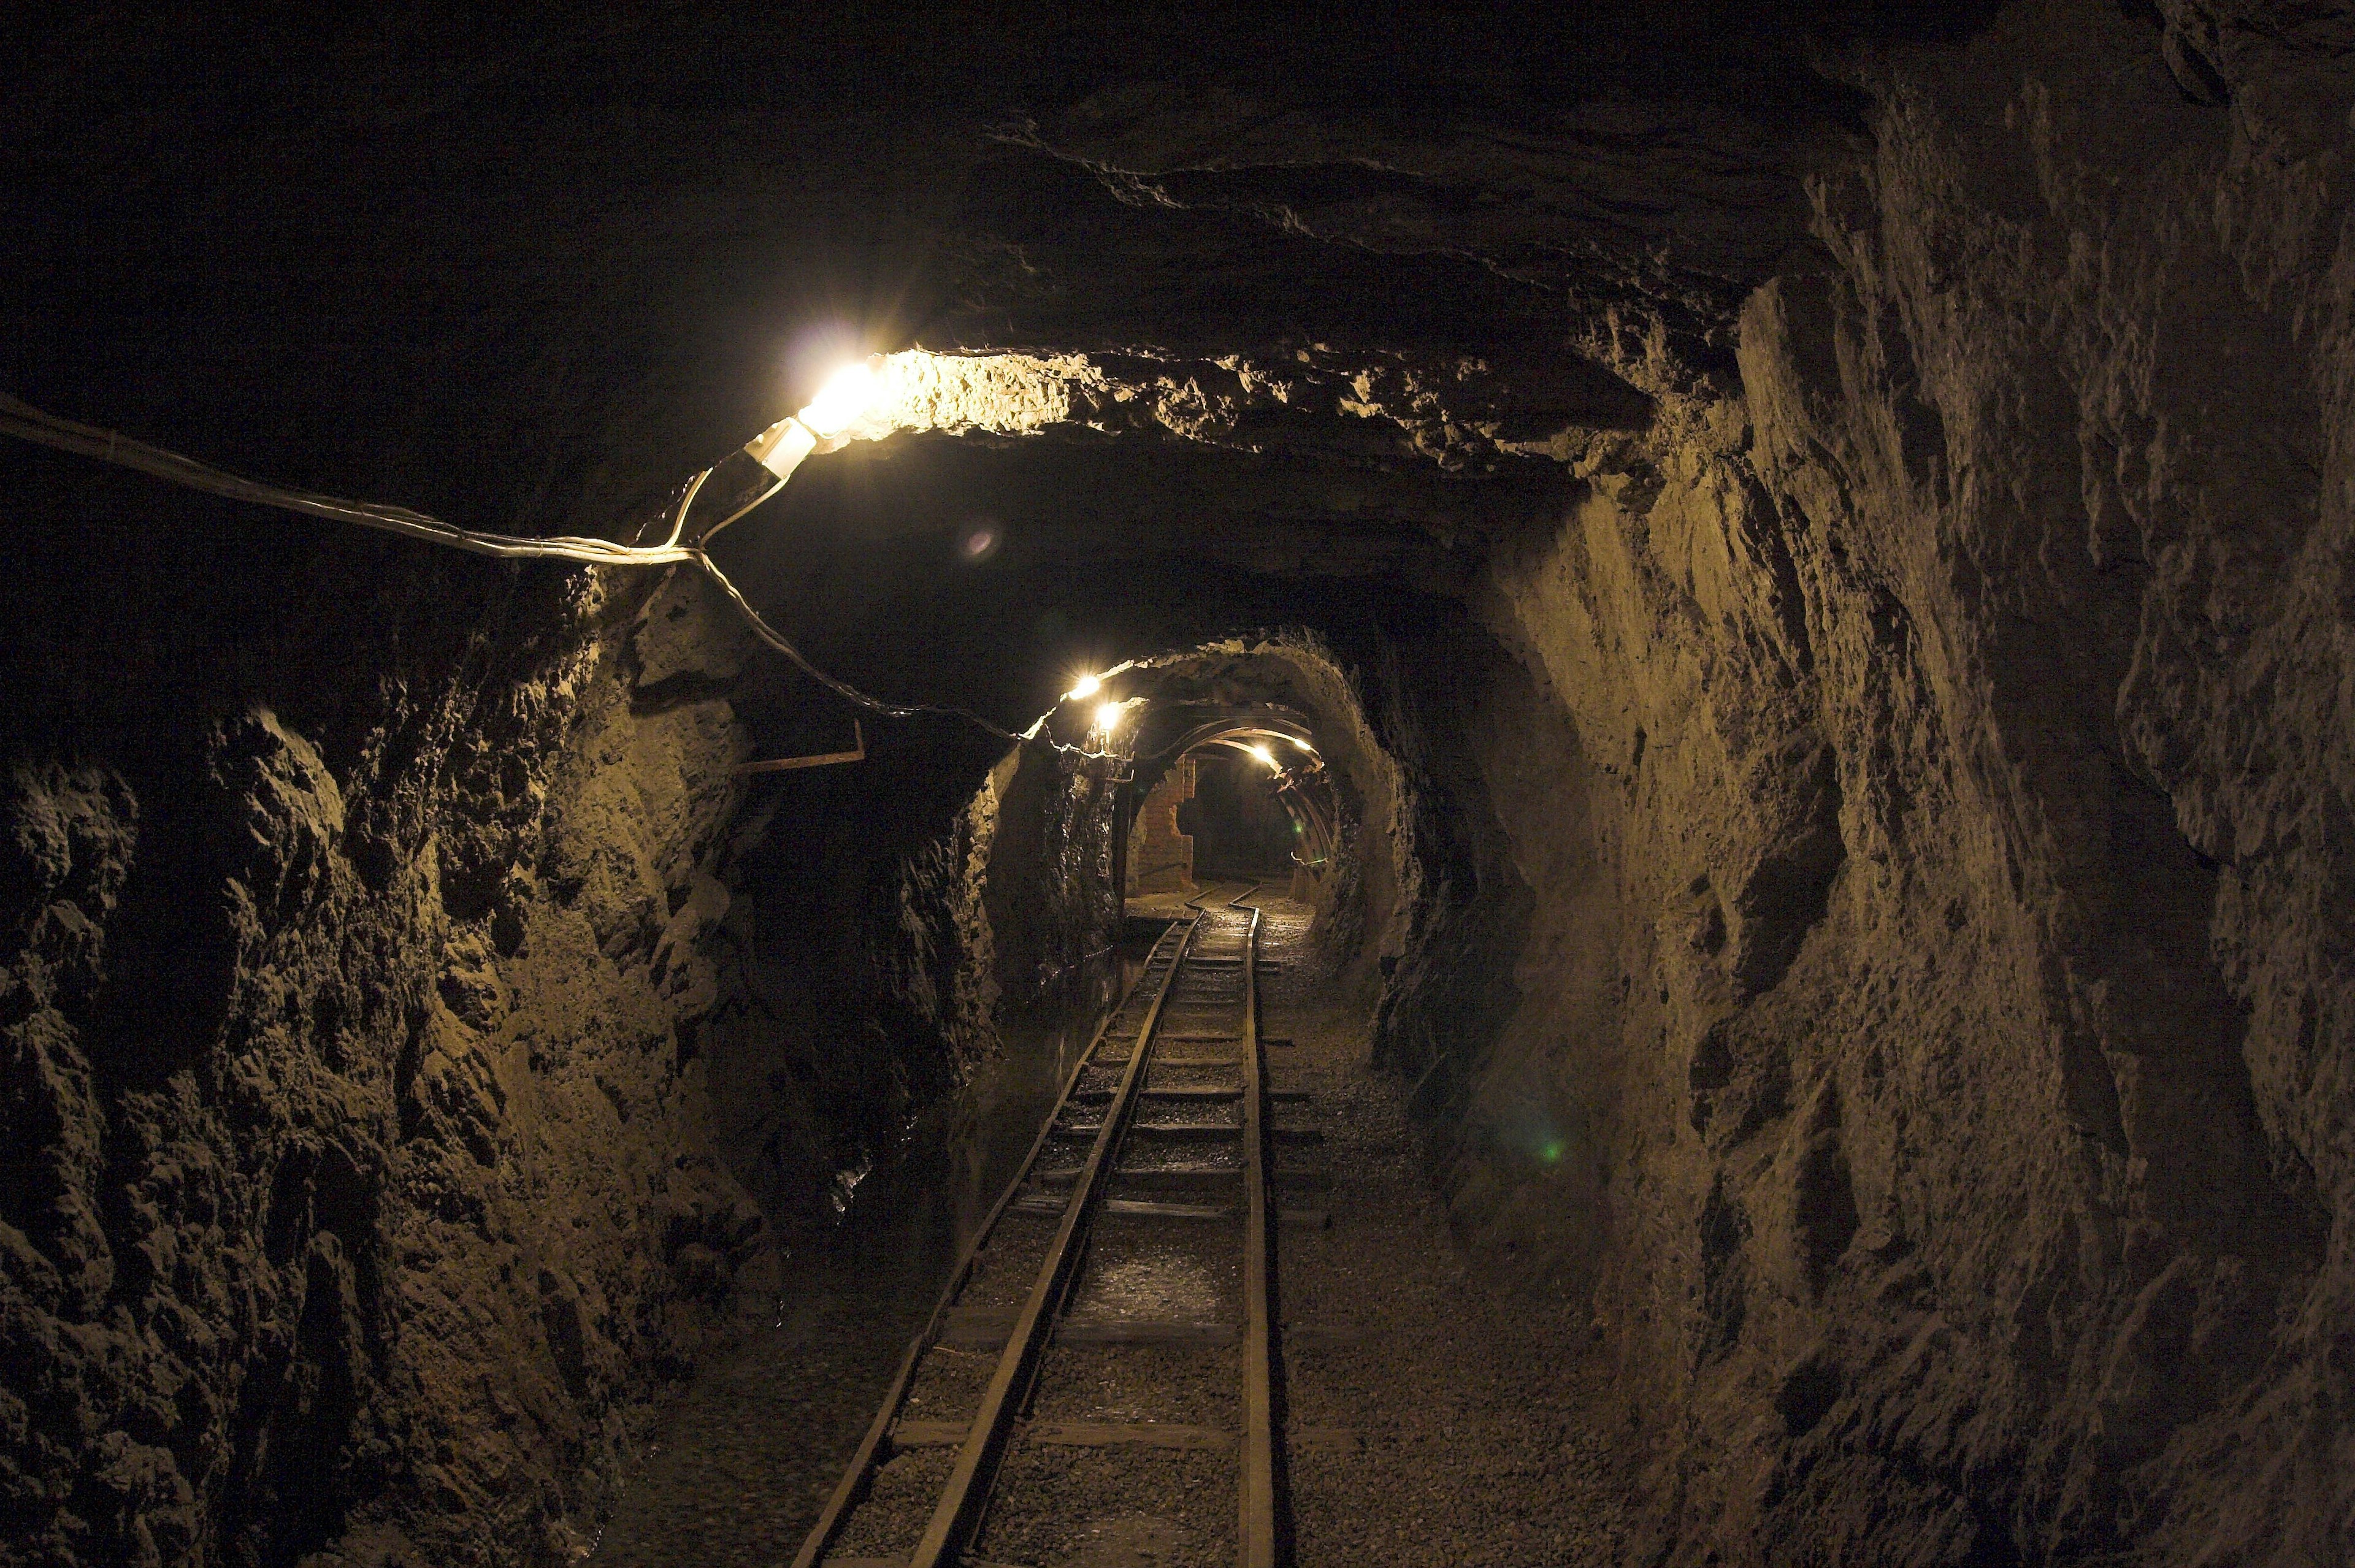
(4, 5, 2352, 1566)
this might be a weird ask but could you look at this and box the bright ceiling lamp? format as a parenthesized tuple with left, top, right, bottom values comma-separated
(1247, 743, 1280, 770)
(0, 343, 1120, 760)
(798, 359, 880, 439)
(740, 348, 1084, 485)
(1094, 702, 1126, 733)
(1064, 673, 1102, 702)
(741, 355, 886, 481)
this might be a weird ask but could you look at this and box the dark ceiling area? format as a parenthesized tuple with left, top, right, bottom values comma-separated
(2, 2, 1954, 517)
(1, 1, 1981, 738)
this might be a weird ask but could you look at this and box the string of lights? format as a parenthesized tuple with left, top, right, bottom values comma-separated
(0, 363, 1124, 760)
(0, 389, 704, 567)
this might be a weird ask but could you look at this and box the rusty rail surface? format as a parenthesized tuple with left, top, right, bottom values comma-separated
(793, 878, 1290, 1568)
(788, 919, 1191, 1568)
(902, 916, 1195, 1568)
(1239, 900, 1278, 1568)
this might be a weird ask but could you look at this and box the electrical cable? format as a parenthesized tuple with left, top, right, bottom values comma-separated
(0, 391, 702, 567)
(694, 473, 789, 545)
(653, 466, 712, 550)
(0, 390, 1103, 757)
(689, 554, 1034, 746)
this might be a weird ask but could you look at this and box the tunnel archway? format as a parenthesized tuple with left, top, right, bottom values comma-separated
(1121, 719, 1341, 902)
(1016, 635, 1415, 996)
(1172, 740, 1312, 882)
(12, 10, 2353, 1566)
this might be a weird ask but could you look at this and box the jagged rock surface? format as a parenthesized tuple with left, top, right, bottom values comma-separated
(7, 4, 2355, 1566)
(0, 532, 1114, 1566)
(1373, 7, 2355, 1562)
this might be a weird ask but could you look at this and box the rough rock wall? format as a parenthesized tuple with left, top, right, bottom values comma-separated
(692, 744, 995, 1231)
(0, 505, 880, 1568)
(694, 717, 1123, 1237)
(1380, 5, 2355, 1562)
(979, 744, 1124, 1012)
(0, 411, 1129, 1566)
(1264, 637, 1413, 999)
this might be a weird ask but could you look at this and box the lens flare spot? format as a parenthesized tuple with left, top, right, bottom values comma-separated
(958, 519, 1001, 562)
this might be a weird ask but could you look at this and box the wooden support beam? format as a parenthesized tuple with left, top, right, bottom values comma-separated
(735, 719, 865, 773)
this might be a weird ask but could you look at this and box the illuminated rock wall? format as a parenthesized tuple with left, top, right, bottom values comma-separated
(1127, 754, 1198, 898)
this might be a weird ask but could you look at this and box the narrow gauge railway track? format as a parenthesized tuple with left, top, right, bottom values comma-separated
(795, 886, 1288, 1568)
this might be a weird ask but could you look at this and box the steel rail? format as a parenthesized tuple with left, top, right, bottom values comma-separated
(1238, 900, 1282, 1568)
(1182, 879, 1260, 916)
(1171, 876, 1284, 1565)
(789, 922, 1189, 1568)
(904, 918, 1199, 1568)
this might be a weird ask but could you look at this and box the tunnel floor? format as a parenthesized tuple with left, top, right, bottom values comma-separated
(1253, 892, 1624, 1568)
(591, 889, 1622, 1567)
(584, 1000, 1119, 1567)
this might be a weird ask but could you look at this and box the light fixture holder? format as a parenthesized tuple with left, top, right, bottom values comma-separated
(742, 415, 821, 479)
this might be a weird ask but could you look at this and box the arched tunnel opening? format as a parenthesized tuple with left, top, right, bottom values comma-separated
(6, 7, 2354, 1567)
(1126, 713, 1339, 897)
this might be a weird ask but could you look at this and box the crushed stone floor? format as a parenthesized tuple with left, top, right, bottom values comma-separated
(1247, 889, 1627, 1568)
(592, 886, 1626, 1567)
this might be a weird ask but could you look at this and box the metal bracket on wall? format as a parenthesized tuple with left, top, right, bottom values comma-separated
(733, 718, 865, 774)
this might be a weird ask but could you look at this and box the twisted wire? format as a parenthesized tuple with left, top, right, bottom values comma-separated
(0, 391, 1108, 759)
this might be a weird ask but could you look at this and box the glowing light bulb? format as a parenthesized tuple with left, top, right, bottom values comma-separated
(1064, 673, 1101, 702)
(798, 361, 879, 438)
(1094, 702, 1124, 733)
(1247, 743, 1279, 769)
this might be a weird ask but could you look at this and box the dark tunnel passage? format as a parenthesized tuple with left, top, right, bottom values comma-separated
(6, 6, 2355, 1567)
(1172, 749, 1309, 882)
